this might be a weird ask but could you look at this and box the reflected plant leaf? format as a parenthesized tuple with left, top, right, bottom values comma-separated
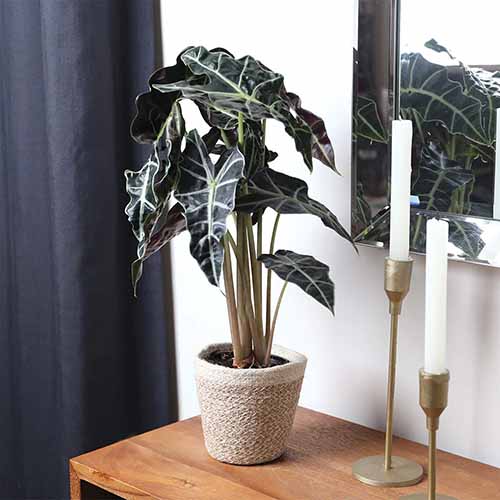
(449, 219, 485, 260)
(412, 143, 475, 213)
(354, 95, 388, 144)
(400, 52, 488, 146)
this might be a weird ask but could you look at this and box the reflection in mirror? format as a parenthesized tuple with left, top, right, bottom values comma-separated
(352, 0, 500, 266)
(400, 0, 499, 220)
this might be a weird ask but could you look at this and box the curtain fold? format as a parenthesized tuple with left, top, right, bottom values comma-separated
(0, 1, 176, 497)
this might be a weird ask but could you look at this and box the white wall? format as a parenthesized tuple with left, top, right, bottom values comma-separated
(161, 0, 500, 467)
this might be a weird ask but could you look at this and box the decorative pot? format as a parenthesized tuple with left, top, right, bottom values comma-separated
(195, 343, 307, 465)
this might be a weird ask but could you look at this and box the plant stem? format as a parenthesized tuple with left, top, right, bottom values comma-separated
(238, 113, 245, 149)
(236, 213, 253, 361)
(264, 281, 288, 366)
(257, 211, 263, 313)
(246, 220, 263, 339)
(265, 213, 281, 341)
(223, 236, 244, 367)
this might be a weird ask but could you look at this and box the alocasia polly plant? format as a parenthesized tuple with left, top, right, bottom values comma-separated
(125, 46, 354, 368)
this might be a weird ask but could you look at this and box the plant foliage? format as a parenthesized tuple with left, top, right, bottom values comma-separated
(125, 46, 353, 367)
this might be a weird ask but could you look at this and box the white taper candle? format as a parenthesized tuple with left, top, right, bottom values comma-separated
(424, 218, 449, 374)
(389, 120, 413, 261)
(493, 109, 500, 220)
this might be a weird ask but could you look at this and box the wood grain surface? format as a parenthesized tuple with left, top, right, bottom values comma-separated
(70, 407, 499, 499)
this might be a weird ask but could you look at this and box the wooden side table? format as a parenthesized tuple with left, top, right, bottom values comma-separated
(70, 407, 499, 499)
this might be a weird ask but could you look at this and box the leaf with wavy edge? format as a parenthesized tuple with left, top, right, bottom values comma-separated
(236, 168, 353, 246)
(154, 46, 328, 171)
(413, 143, 474, 212)
(285, 92, 338, 173)
(131, 52, 191, 144)
(259, 250, 335, 314)
(131, 47, 235, 143)
(126, 103, 185, 293)
(400, 52, 488, 146)
(144, 203, 186, 259)
(175, 129, 244, 286)
(424, 39, 500, 145)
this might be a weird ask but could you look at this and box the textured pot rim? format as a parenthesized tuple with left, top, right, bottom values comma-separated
(196, 343, 307, 386)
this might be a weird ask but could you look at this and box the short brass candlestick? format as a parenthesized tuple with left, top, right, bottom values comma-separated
(353, 257, 424, 487)
(401, 370, 458, 500)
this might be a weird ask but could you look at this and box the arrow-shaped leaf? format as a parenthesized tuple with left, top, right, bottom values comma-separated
(259, 250, 335, 314)
(449, 219, 485, 259)
(175, 129, 245, 286)
(424, 39, 500, 145)
(236, 168, 353, 246)
(413, 142, 474, 212)
(126, 103, 185, 293)
(400, 52, 488, 146)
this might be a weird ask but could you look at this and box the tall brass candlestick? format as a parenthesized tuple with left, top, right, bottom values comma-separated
(400, 370, 458, 500)
(353, 257, 424, 487)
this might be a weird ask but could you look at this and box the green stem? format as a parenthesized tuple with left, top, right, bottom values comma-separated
(237, 213, 252, 361)
(155, 119, 168, 142)
(264, 281, 288, 366)
(257, 212, 263, 310)
(246, 220, 263, 340)
(412, 215, 423, 249)
(265, 213, 281, 342)
(222, 236, 243, 366)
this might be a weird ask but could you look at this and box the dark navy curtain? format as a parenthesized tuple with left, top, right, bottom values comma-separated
(0, 1, 176, 498)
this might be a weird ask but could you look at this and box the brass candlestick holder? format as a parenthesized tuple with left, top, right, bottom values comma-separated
(353, 257, 424, 487)
(401, 370, 458, 500)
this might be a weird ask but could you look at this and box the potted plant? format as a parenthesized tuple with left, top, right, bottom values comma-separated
(125, 46, 354, 465)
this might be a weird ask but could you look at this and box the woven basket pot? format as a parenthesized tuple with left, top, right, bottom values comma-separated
(195, 343, 307, 465)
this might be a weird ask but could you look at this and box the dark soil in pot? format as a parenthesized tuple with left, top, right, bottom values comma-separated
(206, 348, 289, 369)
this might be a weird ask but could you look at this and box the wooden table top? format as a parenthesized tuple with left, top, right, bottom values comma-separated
(70, 407, 499, 499)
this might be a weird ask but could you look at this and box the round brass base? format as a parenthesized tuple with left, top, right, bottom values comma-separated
(352, 455, 424, 487)
(400, 495, 458, 500)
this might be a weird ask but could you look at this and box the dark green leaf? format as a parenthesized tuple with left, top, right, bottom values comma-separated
(201, 127, 222, 153)
(354, 95, 388, 144)
(145, 203, 186, 258)
(175, 129, 245, 286)
(241, 121, 267, 179)
(413, 143, 474, 212)
(449, 219, 485, 259)
(259, 250, 335, 314)
(424, 39, 455, 58)
(352, 182, 372, 235)
(424, 39, 500, 145)
(400, 52, 488, 145)
(285, 92, 338, 172)
(236, 168, 354, 247)
(126, 103, 185, 294)
(130, 52, 191, 144)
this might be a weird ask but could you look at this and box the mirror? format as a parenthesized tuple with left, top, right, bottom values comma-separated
(353, 0, 500, 265)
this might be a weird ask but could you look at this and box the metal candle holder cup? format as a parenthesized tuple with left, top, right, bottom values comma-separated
(400, 370, 458, 500)
(353, 258, 424, 487)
